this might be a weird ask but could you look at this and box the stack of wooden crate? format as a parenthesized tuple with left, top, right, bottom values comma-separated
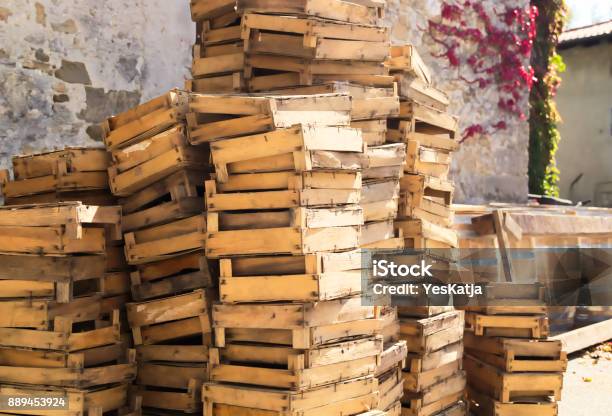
(197, 92, 388, 415)
(188, 0, 391, 93)
(398, 308, 467, 416)
(100, 90, 215, 414)
(387, 45, 459, 251)
(0, 203, 138, 415)
(1, 148, 134, 341)
(463, 295, 566, 416)
(0, 147, 116, 206)
(383, 45, 466, 416)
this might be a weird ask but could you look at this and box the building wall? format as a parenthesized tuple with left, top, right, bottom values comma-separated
(0, 0, 530, 203)
(556, 40, 612, 206)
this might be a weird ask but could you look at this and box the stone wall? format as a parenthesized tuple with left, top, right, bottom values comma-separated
(0, 0, 530, 203)
(386, 0, 530, 203)
(0, 0, 194, 166)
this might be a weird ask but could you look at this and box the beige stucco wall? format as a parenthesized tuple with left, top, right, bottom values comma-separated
(0, 0, 530, 203)
(556, 41, 612, 206)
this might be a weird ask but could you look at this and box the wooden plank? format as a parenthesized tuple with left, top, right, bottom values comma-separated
(551, 318, 612, 354)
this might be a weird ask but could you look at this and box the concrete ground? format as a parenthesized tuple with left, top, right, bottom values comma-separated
(558, 343, 612, 416)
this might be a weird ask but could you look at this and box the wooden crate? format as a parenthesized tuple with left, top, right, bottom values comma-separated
(401, 371, 466, 416)
(385, 45, 431, 85)
(127, 289, 213, 345)
(213, 297, 378, 349)
(0, 383, 137, 416)
(202, 376, 378, 416)
(405, 342, 464, 374)
(398, 306, 456, 319)
(403, 360, 462, 393)
(206, 173, 361, 210)
(399, 175, 454, 227)
(190, 0, 236, 21)
(131, 251, 215, 301)
(364, 144, 406, 179)
(464, 355, 562, 403)
(136, 362, 207, 406)
(3, 190, 117, 207)
(218, 249, 362, 304)
(377, 340, 408, 376)
(394, 76, 449, 112)
(267, 82, 399, 121)
(124, 215, 206, 265)
(396, 218, 458, 249)
(206, 208, 361, 258)
(133, 379, 202, 413)
(108, 126, 209, 197)
(236, 0, 385, 25)
(467, 386, 557, 416)
(101, 90, 189, 151)
(245, 54, 393, 91)
(0, 309, 120, 353)
(1, 149, 110, 199)
(378, 367, 404, 412)
(396, 101, 458, 137)
(361, 219, 403, 249)
(209, 336, 382, 389)
(353, 119, 389, 146)
(242, 13, 388, 61)
(0, 344, 135, 388)
(463, 332, 566, 373)
(186, 93, 351, 145)
(362, 179, 400, 222)
(399, 311, 464, 355)
(465, 313, 549, 339)
(120, 169, 206, 233)
(210, 127, 363, 184)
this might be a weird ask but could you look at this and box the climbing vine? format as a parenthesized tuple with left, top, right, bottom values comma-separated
(427, 1, 539, 142)
(528, 0, 567, 197)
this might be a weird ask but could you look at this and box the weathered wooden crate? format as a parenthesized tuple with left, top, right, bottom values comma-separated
(210, 126, 363, 184)
(119, 169, 206, 233)
(186, 93, 351, 145)
(108, 126, 209, 197)
(0, 148, 110, 201)
(242, 13, 388, 61)
(464, 355, 563, 403)
(209, 336, 382, 389)
(396, 101, 458, 137)
(187, 72, 246, 94)
(399, 175, 454, 227)
(133, 379, 202, 413)
(362, 179, 400, 222)
(213, 297, 379, 349)
(378, 366, 404, 412)
(385, 45, 431, 85)
(465, 313, 549, 339)
(401, 371, 466, 416)
(403, 359, 463, 393)
(136, 361, 208, 410)
(394, 76, 449, 112)
(131, 251, 215, 301)
(127, 289, 213, 345)
(2, 190, 117, 207)
(361, 219, 403, 249)
(206, 172, 361, 210)
(102, 89, 189, 151)
(463, 333, 567, 373)
(206, 207, 361, 258)
(190, 0, 236, 22)
(236, 0, 386, 25)
(218, 248, 362, 303)
(0, 309, 120, 354)
(0, 344, 135, 388)
(396, 218, 458, 249)
(267, 82, 399, 122)
(377, 340, 408, 376)
(245, 54, 393, 91)
(124, 215, 206, 265)
(405, 341, 463, 375)
(136, 344, 209, 364)
(399, 311, 464, 355)
(467, 386, 557, 416)
(202, 376, 379, 416)
(353, 119, 389, 146)
(0, 383, 138, 416)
